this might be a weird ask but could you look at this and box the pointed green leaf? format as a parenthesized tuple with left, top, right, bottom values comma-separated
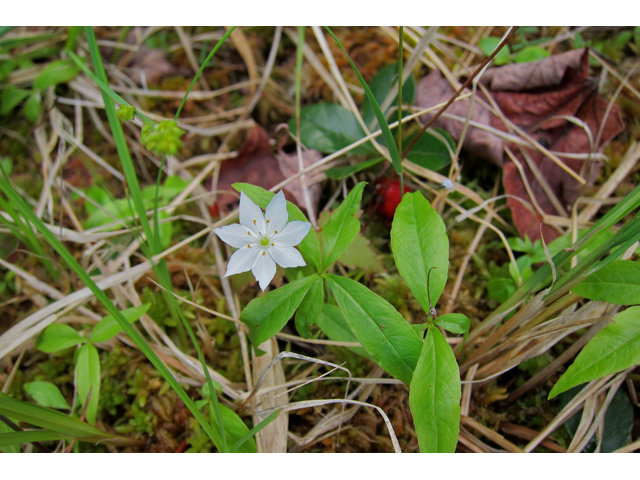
(233, 183, 321, 272)
(390, 191, 449, 313)
(316, 303, 376, 362)
(0, 87, 30, 115)
(325, 274, 421, 384)
(90, 303, 151, 343)
(433, 313, 470, 336)
(288, 103, 375, 155)
(0, 392, 107, 438)
(33, 60, 80, 90)
(76, 344, 101, 425)
(405, 129, 454, 171)
(0, 430, 73, 447)
(322, 182, 366, 270)
(326, 157, 383, 180)
(24, 382, 70, 410)
(35, 323, 85, 353)
(571, 260, 640, 305)
(478, 37, 511, 65)
(210, 404, 257, 453)
(294, 276, 324, 338)
(409, 325, 461, 453)
(23, 93, 42, 123)
(549, 307, 640, 399)
(241, 274, 318, 351)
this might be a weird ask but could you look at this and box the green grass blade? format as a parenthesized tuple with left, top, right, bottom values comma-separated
(324, 26, 402, 174)
(230, 409, 282, 453)
(66, 50, 153, 126)
(174, 27, 236, 120)
(0, 430, 72, 447)
(0, 392, 107, 438)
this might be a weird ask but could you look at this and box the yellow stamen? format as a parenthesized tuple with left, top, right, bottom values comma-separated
(266, 220, 270, 223)
(271, 243, 274, 246)
(274, 230, 278, 234)
(262, 251, 266, 255)
(253, 220, 256, 224)
(247, 231, 251, 235)
(247, 245, 251, 248)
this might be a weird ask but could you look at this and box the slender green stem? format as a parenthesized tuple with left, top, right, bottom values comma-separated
(174, 27, 236, 120)
(397, 26, 405, 197)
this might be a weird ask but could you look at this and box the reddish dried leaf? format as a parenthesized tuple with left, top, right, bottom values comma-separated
(416, 48, 624, 240)
(213, 125, 321, 217)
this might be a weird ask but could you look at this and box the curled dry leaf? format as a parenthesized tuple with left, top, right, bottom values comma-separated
(416, 48, 625, 241)
(212, 124, 322, 217)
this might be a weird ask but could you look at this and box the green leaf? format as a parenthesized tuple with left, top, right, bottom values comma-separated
(76, 344, 101, 425)
(509, 255, 533, 283)
(405, 129, 454, 171)
(230, 409, 281, 453)
(322, 182, 365, 270)
(316, 303, 376, 362)
(294, 276, 324, 338)
(507, 236, 530, 253)
(409, 325, 461, 453)
(326, 157, 383, 180)
(0, 392, 108, 439)
(209, 404, 257, 453)
(33, 60, 80, 90)
(325, 274, 422, 384)
(390, 191, 449, 313)
(561, 385, 633, 453)
(90, 303, 151, 343)
(337, 232, 384, 273)
(241, 274, 318, 351)
(290, 103, 374, 155)
(487, 278, 516, 303)
(478, 37, 511, 65)
(0, 158, 12, 177)
(549, 307, 640, 399)
(23, 93, 42, 123)
(362, 62, 416, 129)
(0, 87, 30, 115)
(0, 430, 73, 447)
(35, 323, 85, 353)
(433, 313, 470, 336)
(513, 46, 550, 64)
(24, 382, 70, 410)
(0, 420, 20, 452)
(571, 260, 640, 305)
(233, 183, 321, 272)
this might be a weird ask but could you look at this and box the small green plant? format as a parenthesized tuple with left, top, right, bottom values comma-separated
(33, 304, 150, 424)
(217, 182, 469, 452)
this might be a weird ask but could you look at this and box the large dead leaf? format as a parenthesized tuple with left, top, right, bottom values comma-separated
(416, 48, 625, 241)
(213, 125, 321, 217)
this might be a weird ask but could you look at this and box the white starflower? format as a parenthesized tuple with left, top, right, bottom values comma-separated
(214, 190, 311, 291)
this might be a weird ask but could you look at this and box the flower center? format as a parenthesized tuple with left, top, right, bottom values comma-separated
(260, 237, 270, 246)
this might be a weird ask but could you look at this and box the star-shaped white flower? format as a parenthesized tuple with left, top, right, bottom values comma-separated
(214, 190, 311, 291)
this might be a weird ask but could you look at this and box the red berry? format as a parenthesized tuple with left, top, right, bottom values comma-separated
(377, 180, 410, 219)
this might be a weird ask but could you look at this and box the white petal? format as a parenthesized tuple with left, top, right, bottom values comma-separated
(214, 223, 259, 249)
(269, 246, 306, 269)
(239, 191, 266, 235)
(264, 190, 288, 236)
(273, 220, 311, 247)
(224, 246, 260, 277)
(252, 250, 277, 291)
